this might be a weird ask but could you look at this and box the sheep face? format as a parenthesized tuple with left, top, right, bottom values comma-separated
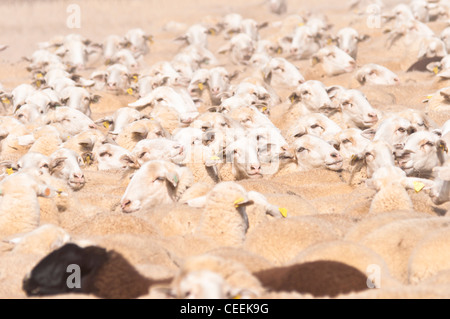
(132, 138, 185, 166)
(263, 57, 305, 88)
(312, 46, 356, 77)
(359, 140, 395, 178)
(356, 64, 399, 86)
(336, 128, 371, 160)
(225, 138, 262, 179)
(335, 27, 368, 59)
(120, 160, 180, 213)
(17, 152, 51, 176)
(373, 116, 416, 149)
(49, 148, 85, 190)
(338, 89, 378, 129)
(290, 80, 335, 114)
(397, 131, 444, 177)
(293, 135, 343, 171)
(94, 143, 137, 171)
(288, 26, 321, 60)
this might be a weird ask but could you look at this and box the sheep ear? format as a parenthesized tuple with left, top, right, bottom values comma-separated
(218, 43, 232, 54)
(90, 95, 101, 104)
(49, 157, 67, 174)
(131, 126, 148, 140)
(82, 152, 94, 166)
(311, 54, 320, 66)
(174, 35, 188, 43)
(120, 154, 140, 169)
(361, 129, 376, 140)
(358, 34, 370, 42)
(165, 171, 180, 188)
(78, 137, 95, 150)
(187, 195, 207, 208)
(257, 21, 269, 29)
(229, 70, 240, 81)
(355, 70, 366, 84)
(426, 62, 441, 73)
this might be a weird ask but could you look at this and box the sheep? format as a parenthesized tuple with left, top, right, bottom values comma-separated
(261, 57, 305, 88)
(93, 143, 138, 171)
(48, 148, 86, 190)
(0, 172, 55, 238)
(59, 86, 100, 117)
(408, 227, 450, 285)
(61, 128, 110, 155)
(115, 119, 169, 152)
(350, 140, 396, 179)
(334, 27, 369, 60)
(334, 128, 371, 162)
(128, 86, 199, 123)
(289, 240, 400, 288)
(123, 28, 153, 57)
(286, 25, 322, 60)
(355, 64, 400, 86)
(292, 134, 343, 172)
(365, 166, 435, 214)
(28, 125, 63, 156)
(22, 243, 171, 299)
(268, 0, 287, 15)
(244, 216, 339, 265)
(2, 224, 71, 255)
(253, 260, 369, 297)
(372, 115, 416, 149)
(396, 130, 446, 178)
(120, 160, 194, 213)
(429, 163, 450, 205)
(174, 24, 210, 48)
(287, 113, 342, 144)
(359, 217, 450, 284)
(311, 46, 356, 77)
(43, 106, 97, 139)
(166, 254, 264, 298)
(131, 138, 186, 166)
(218, 33, 255, 65)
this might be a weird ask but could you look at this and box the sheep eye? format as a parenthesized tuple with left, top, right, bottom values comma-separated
(138, 152, 146, 158)
(297, 147, 306, 153)
(154, 176, 165, 182)
(424, 141, 435, 147)
(327, 53, 336, 58)
(18, 114, 24, 118)
(397, 127, 406, 133)
(342, 139, 351, 144)
(155, 131, 164, 137)
(342, 101, 352, 107)
(156, 98, 164, 102)
(220, 122, 228, 127)
(417, 122, 424, 127)
(41, 164, 49, 169)
(302, 90, 310, 95)
(100, 151, 111, 157)
(365, 152, 373, 158)
(310, 124, 320, 129)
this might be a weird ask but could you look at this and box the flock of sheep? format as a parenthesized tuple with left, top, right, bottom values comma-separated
(2, 0, 450, 299)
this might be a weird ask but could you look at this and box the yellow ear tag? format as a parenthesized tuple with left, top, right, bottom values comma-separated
(57, 189, 63, 196)
(127, 88, 134, 95)
(85, 155, 92, 165)
(2, 98, 10, 104)
(277, 47, 282, 54)
(234, 197, 245, 208)
(279, 207, 288, 218)
(433, 66, 439, 75)
(440, 142, 448, 153)
(262, 106, 268, 112)
(290, 96, 295, 103)
(298, 23, 304, 27)
(36, 73, 44, 79)
(6, 168, 13, 175)
(105, 59, 111, 65)
(103, 121, 110, 129)
(233, 294, 241, 299)
(427, 95, 433, 99)
(36, 80, 42, 88)
(132, 75, 138, 83)
(209, 28, 216, 36)
(312, 57, 319, 65)
(198, 82, 204, 91)
(413, 181, 425, 193)
(210, 156, 220, 161)
(327, 38, 332, 45)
